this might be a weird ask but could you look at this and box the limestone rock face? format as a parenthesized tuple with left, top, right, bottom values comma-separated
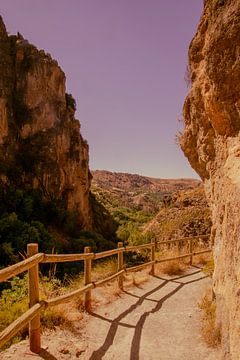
(0, 16, 92, 229)
(180, 1, 240, 358)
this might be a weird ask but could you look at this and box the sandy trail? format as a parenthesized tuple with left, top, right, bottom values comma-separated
(0, 268, 220, 360)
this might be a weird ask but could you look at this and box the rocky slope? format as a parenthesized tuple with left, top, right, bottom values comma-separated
(0, 17, 92, 230)
(143, 184, 211, 241)
(92, 170, 200, 213)
(180, 1, 240, 358)
(91, 170, 209, 247)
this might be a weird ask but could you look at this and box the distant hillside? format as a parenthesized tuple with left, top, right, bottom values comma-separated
(90, 170, 208, 247)
(143, 185, 211, 241)
(92, 170, 200, 213)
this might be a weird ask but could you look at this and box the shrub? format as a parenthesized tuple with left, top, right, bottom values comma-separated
(65, 93, 76, 111)
(203, 258, 214, 276)
(0, 276, 28, 348)
(198, 291, 221, 347)
(156, 259, 185, 276)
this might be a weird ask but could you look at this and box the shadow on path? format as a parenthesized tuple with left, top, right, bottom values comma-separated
(25, 348, 58, 360)
(89, 270, 208, 360)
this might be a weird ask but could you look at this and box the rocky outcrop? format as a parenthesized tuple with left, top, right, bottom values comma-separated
(180, 1, 240, 358)
(0, 16, 92, 229)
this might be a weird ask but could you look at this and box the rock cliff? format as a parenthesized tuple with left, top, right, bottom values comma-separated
(180, 1, 240, 358)
(0, 16, 92, 230)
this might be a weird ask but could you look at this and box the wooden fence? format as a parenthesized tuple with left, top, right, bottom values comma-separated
(0, 234, 211, 353)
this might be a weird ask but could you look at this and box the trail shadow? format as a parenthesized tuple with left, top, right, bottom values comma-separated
(88, 270, 207, 360)
(38, 348, 58, 360)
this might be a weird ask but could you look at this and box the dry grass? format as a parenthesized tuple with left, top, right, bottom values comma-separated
(156, 260, 186, 276)
(202, 258, 214, 277)
(155, 248, 189, 276)
(131, 272, 149, 287)
(198, 290, 221, 348)
(41, 306, 76, 331)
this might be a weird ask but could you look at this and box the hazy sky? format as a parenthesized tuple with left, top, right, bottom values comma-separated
(1, 0, 203, 179)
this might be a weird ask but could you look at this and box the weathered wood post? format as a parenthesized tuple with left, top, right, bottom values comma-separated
(189, 238, 193, 265)
(27, 243, 41, 353)
(150, 239, 155, 275)
(117, 242, 124, 290)
(84, 246, 92, 311)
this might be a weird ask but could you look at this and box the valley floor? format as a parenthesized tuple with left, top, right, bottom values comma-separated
(0, 268, 220, 360)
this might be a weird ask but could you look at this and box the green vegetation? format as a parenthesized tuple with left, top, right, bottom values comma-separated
(0, 184, 116, 277)
(203, 259, 214, 276)
(0, 275, 73, 349)
(0, 258, 118, 349)
(113, 207, 154, 245)
(0, 276, 28, 349)
(65, 93, 76, 111)
(91, 188, 156, 266)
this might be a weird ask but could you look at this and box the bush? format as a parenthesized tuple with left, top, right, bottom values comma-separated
(198, 291, 221, 347)
(65, 93, 76, 111)
(0, 276, 28, 348)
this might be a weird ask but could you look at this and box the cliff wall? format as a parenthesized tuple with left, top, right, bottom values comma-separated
(180, 1, 240, 358)
(0, 16, 92, 230)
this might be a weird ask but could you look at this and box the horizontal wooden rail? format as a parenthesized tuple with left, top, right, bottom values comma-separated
(125, 260, 155, 273)
(156, 253, 192, 263)
(42, 253, 94, 263)
(125, 243, 153, 252)
(158, 238, 190, 245)
(0, 236, 212, 353)
(157, 234, 210, 246)
(46, 283, 94, 307)
(193, 249, 212, 255)
(0, 253, 44, 283)
(0, 302, 45, 348)
(94, 269, 125, 287)
(94, 247, 125, 260)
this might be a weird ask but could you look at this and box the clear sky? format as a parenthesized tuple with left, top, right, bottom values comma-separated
(1, 0, 203, 179)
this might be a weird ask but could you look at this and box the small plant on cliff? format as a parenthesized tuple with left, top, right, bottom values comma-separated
(198, 290, 221, 348)
(65, 93, 76, 111)
(203, 258, 214, 276)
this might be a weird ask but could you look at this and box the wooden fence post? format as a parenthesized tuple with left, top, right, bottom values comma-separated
(27, 243, 41, 354)
(117, 242, 124, 290)
(84, 246, 92, 311)
(150, 239, 155, 275)
(189, 238, 193, 266)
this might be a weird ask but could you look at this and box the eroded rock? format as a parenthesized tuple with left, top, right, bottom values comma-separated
(180, 1, 240, 358)
(0, 16, 92, 229)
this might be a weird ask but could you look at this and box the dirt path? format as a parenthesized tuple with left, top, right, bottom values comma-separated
(0, 268, 220, 360)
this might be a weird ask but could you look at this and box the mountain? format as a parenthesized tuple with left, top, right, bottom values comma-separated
(91, 170, 210, 247)
(0, 17, 118, 269)
(92, 170, 201, 213)
(0, 16, 92, 229)
(143, 184, 211, 241)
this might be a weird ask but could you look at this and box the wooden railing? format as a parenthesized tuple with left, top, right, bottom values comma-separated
(0, 234, 211, 353)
